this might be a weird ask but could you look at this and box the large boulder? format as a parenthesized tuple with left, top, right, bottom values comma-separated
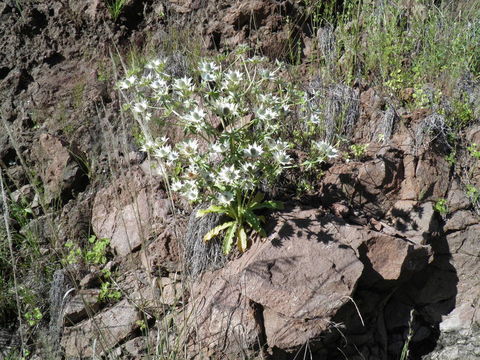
(187, 208, 365, 354)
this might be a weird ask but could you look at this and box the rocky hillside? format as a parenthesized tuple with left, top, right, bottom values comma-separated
(0, 0, 479, 359)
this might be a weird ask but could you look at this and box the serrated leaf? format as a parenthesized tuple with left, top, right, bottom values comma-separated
(250, 200, 284, 211)
(203, 221, 236, 242)
(196, 205, 226, 218)
(237, 227, 248, 252)
(244, 210, 266, 236)
(222, 222, 237, 254)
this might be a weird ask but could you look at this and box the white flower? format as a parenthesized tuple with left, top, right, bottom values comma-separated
(213, 98, 239, 117)
(182, 180, 199, 201)
(173, 76, 194, 93)
(314, 141, 338, 159)
(117, 75, 137, 89)
(267, 139, 289, 152)
(242, 162, 256, 173)
(309, 113, 322, 124)
(140, 140, 156, 153)
(166, 150, 179, 164)
(223, 70, 243, 87)
(142, 73, 153, 83)
(217, 191, 234, 205)
(184, 164, 199, 179)
(150, 78, 168, 91)
(154, 145, 172, 159)
(259, 68, 276, 81)
(273, 150, 291, 165)
(184, 107, 206, 125)
(146, 58, 165, 70)
(132, 100, 148, 114)
(211, 142, 226, 154)
(184, 187, 199, 202)
(171, 180, 183, 192)
(144, 112, 152, 122)
(256, 107, 278, 122)
(199, 61, 219, 82)
(178, 139, 199, 156)
(156, 136, 169, 145)
(218, 165, 240, 185)
(243, 143, 264, 158)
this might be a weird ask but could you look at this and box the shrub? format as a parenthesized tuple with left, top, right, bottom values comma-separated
(117, 48, 338, 253)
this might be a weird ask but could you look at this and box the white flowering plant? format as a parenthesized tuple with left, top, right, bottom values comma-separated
(116, 47, 338, 254)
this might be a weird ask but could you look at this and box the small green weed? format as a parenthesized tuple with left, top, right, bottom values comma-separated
(84, 235, 110, 265)
(445, 150, 456, 166)
(433, 198, 448, 215)
(24, 307, 42, 327)
(466, 184, 480, 204)
(106, 0, 127, 21)
(349, 143, 369, 160)
(467, 143, 480, 160)
(198, 192, 282, 254)
(99, 280, 122, 302)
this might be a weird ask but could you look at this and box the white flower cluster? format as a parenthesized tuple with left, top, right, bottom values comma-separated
(117, 49, 339, 204)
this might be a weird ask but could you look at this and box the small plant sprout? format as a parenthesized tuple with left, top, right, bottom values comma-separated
(25, 307, 42, 327)
(106, 0, 127, 21)
(350, 143, 369, 159)
(433, 198, 448, 215)
(117, 51, 330, 253)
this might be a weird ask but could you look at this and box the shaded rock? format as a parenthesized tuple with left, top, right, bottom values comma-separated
(322, 149, 404, 216)
(122, 336, 146, 357)
(398, 145, 450, 202)
(63, 289, 101, 326)
(91, 167, 170, 256)
(446, 224, 480, 256)
(363, 234, 431, 281)
(263, 308, 329, 350)
(387, 200, 438, 244)
(61, 299, 140, 358)
(446, 178, 471, 212)
(79, 272, 101, 289)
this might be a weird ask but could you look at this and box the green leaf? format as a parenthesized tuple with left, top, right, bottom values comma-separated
(196, 205, 226, 218)
(237, 226, 248, 252)
(203, 221, 236, 242)
(250, 200, 284, 211)
(252, 192, 265, 204)
(244, 210, 266, 237)
(222, 222, 237, 254)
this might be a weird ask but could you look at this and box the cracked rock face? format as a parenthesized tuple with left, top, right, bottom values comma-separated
(185, 207, 436, 356)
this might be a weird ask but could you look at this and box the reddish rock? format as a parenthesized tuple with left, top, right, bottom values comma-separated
(33, 134, 85, 203)
(63, 289, 101, 326)
(61, 299, 141, 358)
(91, 167, 170, 256)
(387, 200, 438, 244)
(187, 272, 259, 354)
(364, 235, 431, 280)
(187, 208, 364, 352)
